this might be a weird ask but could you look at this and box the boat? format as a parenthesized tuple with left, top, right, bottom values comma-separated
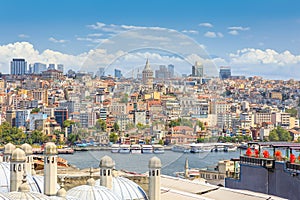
(119, 144, 131, 154)
(130, 144, 142, 154)
(57, 147, 74, 154)
(152, 145, 165, 154)
(111, 144, 120, 153)
(171, 145, 190, 153)
(224, 145, 238, 152)
(141, 144, 153, 154)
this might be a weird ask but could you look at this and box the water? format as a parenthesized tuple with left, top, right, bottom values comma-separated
(60, 150, 241, 176)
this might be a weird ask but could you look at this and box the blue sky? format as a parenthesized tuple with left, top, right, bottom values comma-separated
(0, 0, 300, 78)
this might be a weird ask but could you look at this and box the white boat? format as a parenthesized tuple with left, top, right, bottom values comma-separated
(224, 145, 238, 152)
(152, 145, 165, 154)
(119, 144, 131, 154)
(142, 144, 153, 154)
(111, 144, 120, 153)
(190, 143, 214, 153)
(171, 145, 190, 153)
(130, 144, 142, 154)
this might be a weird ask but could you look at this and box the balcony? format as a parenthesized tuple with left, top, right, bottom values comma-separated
(286, 161, 300, 173)
(240, 155, 275, 169)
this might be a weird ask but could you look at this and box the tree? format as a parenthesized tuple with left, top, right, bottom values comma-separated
(269, 130, 279, 141)
(269, 126, 291, 141)
(158, 139, 164, 145)
(30, 108, 40, 113)
(63, 119, 75, 128)
(113, 122, 120, 132)
(95, 119, 107, 131)
(109, 133, 118, 143)
(29, 130, 47, 144)
(197, 121, 205, 130)
(286, 108, 298, 118)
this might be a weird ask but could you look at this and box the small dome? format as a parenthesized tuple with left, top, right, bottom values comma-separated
(0, 192, 9, 200)
(7, 191, 51, 200)
(11, 148, 26, 162)
(4, 143, 16, 155)
(67, 185, 121, 200)
(99, 156, 114, 168)
(149, 156, 161, 168)
(44, 142, 57, 155)
(21, 144, 33, 155)
(95, 177, 148, 200)
(56, 188, 67, 198)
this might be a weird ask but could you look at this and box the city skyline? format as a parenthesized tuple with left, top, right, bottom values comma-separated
(1, 0, 300, 79)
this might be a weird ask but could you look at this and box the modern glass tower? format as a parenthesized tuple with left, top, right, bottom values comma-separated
(10, 58, 27, 75)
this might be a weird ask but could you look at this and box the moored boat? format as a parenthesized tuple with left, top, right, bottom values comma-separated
(119, 144, 131, 154)
(130, 144, 142, 154)
(141, 144, 153, 154)
(111, 144, 120, 153)
(152, 145, 165, 154)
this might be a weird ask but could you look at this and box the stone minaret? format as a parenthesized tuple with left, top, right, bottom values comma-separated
(20, 143, 33, 175)
(99, 155, 114, 190)
(10, 148, 26, 192)
(184, 158, 189, 178)
(44, 142, 58, 196)
(3, 142, 16, 162)
(149, 156, 161, 200)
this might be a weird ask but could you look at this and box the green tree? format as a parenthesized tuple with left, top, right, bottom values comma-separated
(95, 119, 107, 131)
(158, 139, 164, 145)
(109, 133, 118, 143)
(113, 122, 120, 132)
(67, 134, 81, 145)
(269, 129, 280, 141)
(30, 107, 40, 113)
(197, 121, 205, 130)
(286, 108, 298, 118)
(30, 130, 47, 144)
(63, 119, 75, 128)
(276, 126, 291, 141)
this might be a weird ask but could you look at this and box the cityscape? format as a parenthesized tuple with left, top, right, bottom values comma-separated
(0, 0, 300, 200)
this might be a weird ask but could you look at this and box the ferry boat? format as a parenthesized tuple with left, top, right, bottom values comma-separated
(171, 144, 190, 153)
(190, 143, 213, 153)
(130, 144, 142, 154)
(152, 145, 165, 154)
(141, 144, 153, 154)
(224, 145, 238, 152)
(119, 144, 131, 154)
(111, 144, 120, 153)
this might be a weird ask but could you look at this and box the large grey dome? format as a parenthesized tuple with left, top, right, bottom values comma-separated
(0, 192, 9, 200)
(67, 185, 121, 200)
(0, 162, 58, 193)
(95, 177, 148, 200)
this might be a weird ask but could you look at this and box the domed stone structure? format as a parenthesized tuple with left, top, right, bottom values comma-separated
(21, 144, 33, 155)
(148, 157, 161, 169)
(95, 177, 148, 200)
(44, 143, 57, 155)
(99, 156, 114, 168)
(21, 144, 34, 175)
(11, 148, 26, 163)
(3, 143, 16, 162)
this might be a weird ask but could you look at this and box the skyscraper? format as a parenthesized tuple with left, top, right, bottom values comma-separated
(10, 58, 27, 75)
(168, 64, 174, 78)
(97, 67, 105, 77)
(191, 61, 203, 77)
(219, 66, 231, 79)
(57, 64, 64, 73)
(33, 63, 47, 74)
(114, 69, 122, 79)
(48, 64, 55, 70)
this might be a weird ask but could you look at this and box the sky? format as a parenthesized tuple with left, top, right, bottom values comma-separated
(1, 0, 300, 79)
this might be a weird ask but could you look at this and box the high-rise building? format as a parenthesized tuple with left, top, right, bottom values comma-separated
(10, 58, 27, 75)
(191, 61, 203, 77)
(33, 63, 47, 74)
(219, 66, 231, 79)
(155, 65, 169, 79)
(48, 64, 55, 70)
(97, 67, 105, 77)
(114, 69, 122, 79)
(57, 64, 64, 73)
(54, 107, 68, 128)
(168, 64, 174, 78)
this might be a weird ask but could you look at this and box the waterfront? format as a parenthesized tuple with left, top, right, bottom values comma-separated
(60, 150, 241, 176)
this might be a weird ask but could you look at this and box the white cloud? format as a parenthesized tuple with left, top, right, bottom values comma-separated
(204, 31, 223, 38)
(204, 31, 217, 38)
(228, 30, 239, 35)
(182, 30, 199, 34)
(228, 26, 250, 31)
(18, 34, 29, 38)
(49, 37, 68, 43)
(199, 23, 213, 28)
(87, 33, 103, 37)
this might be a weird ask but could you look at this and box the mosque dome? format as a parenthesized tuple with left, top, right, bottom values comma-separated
(0, 192, 9, 200)
(148, 157, 161, 168)
(0, 162, 58, 194)
(99, 156, 114, 168)
(44, 143, 57, 155)
(3, 143, 16, 155)
(11, 148, 26, 162)
(21, 144, 33, 155)
(95, 177, 148, 200)
(7, 191, 51, 200)
(67, 184, 121, 200)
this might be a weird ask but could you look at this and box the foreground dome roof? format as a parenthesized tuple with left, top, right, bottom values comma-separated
(99, 156, 114, 168)
(0, 192, 9, 200)
(44, 142, 57, 155)
(149, 156, 161, 168)
(7, 191, 51, 200)
(11, 148, 26, 162)
(3, 143, 16, 155)
(95, 177, 148, 200)
(0, 162, 59, 194)
(67, 185, 120, 200)
(21, 144, 33, 155)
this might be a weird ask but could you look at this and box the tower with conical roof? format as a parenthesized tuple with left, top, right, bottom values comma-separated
(44, 142, 58, 196)
(3, 143, 16, 162)
(99, 155, 114, 190)
(148, 156, 161, 200)
(21, 143, 34, 175)
(142, 59, 154, 88)
(10, 148, 26, 192)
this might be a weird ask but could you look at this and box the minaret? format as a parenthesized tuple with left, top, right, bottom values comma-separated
(149, 156, 161, 200)
(44, 142, 58, 196)
(184, 158, 189, 179)
(3, 142, 16, 162)
(99, 155, 114, 190)
(10, 148, 26, 192)
(21, 143, 33, 175)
